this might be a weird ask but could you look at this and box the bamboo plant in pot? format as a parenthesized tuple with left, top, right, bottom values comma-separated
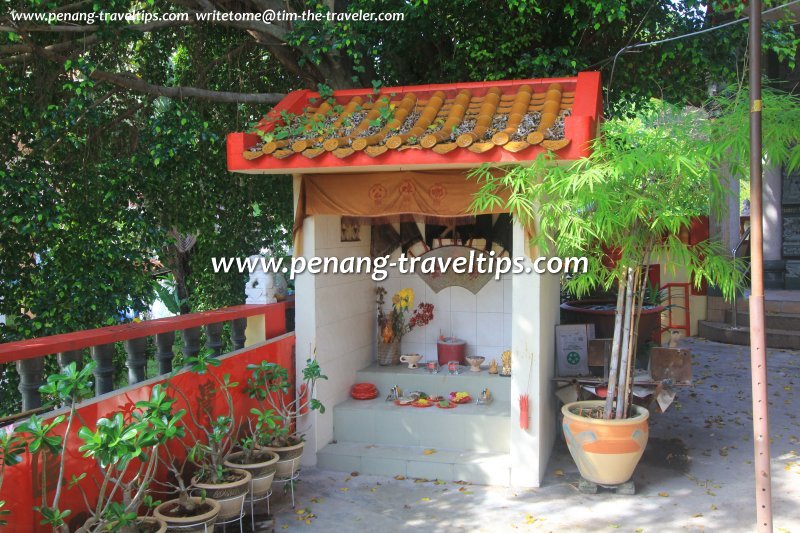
(244, 356, 327, 479)
(470, 96, 773, 486)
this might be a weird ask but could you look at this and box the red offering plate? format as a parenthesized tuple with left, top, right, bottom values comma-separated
(351, 383, 378, 400)
(394, 399, 414, 406)
(436, 401, 456, 409)
(352, 392, 378, 400)
(449, 393, 472, 404)
(411, 399, 434, 408)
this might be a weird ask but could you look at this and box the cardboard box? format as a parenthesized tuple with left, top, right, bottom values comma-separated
(555, 324, 595, 377)
(588, 338, 613, 366)
(649, 347, 692, 383)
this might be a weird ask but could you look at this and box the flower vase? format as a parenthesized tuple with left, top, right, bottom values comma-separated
(377, 339, 401, 366)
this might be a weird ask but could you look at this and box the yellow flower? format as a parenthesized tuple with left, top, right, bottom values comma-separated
(394, 288, 414, 310)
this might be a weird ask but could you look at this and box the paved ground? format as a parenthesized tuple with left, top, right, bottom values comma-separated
(265, 338, 799, 532)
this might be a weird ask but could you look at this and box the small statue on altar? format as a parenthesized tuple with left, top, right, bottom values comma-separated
(500, 350, 512, 377)
(488, 359, 498, 374)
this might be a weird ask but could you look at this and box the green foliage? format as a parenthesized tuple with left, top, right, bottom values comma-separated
(470, 98, 753, 300)
(245, 357, 327, 446)
(169, 350, 238, 485)
(0, 431, 26, 526)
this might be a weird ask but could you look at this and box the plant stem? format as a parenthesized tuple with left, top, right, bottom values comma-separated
(51, 401, 76, 513)
(604, 278, 626, 418)
(615, 268, 636, 419)
(620, 266, 642, 417)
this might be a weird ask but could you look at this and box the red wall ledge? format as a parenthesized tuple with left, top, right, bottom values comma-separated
(0, 302, 294, 363)
(1, 333, 296, 532)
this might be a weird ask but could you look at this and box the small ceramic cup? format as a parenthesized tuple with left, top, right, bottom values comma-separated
(399, 353, 422, 369)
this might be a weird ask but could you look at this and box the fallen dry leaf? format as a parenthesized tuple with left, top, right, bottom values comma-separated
(434, 479, 446, 485)
(394, 475, 406, 480)
(554, 469, 565, 477)
(658, 492, 669, 497)
(370, 487, 378, 493)
(693, 513, 704, 518)
(421, 497, 431, 502)
(339, 487, 349, 492)
(351, 471, 360, 476)
(309, 497, 322, 503)
(423, 449, 437, 455)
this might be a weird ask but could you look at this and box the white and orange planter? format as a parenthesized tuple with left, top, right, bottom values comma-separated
(561, 400, 649, 485)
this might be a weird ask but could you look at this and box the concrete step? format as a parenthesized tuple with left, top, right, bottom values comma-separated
(698, 320, 800, 350)
(333, 397, 510, 452)
(317, 441, 511, 486)
(736, 292, 800, 314)
(724, 310, 800, 330)
(355, 362, 511, 401)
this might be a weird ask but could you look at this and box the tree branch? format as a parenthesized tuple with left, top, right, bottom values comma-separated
(14, 37, 286, 105)
(89, 69, 286, 104)
(0, 18, 194, 34)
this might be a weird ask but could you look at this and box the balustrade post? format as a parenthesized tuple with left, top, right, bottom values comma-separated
(16, 357, 45, 411)
(57, 349, 83, 370)
(91, 344, 115, 395)
(124, 337, 149, 384)
(182, 327, 201, 360)
(205, 322, 224, 357)
(231, 318, 247, 351)
(155, 331, 176, 374)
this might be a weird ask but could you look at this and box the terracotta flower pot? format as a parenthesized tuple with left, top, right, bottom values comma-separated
(224, 450, 279, 500)
(560, 300, 665, 351)
(263, 440, 304, 479)
(192, 468, 251, 522)
(153, 496, 220, 533)
(561, 400, 649, 485)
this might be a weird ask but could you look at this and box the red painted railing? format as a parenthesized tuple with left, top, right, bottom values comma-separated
(0, 303, 289, 363)
(0, 301, 295, 414)
(0, 301, 296, 532)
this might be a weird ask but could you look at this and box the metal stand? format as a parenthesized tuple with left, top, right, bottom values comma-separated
(272, 469, 300, 508)
(247, 485, 273, 532)
(577, 477, 635, 495)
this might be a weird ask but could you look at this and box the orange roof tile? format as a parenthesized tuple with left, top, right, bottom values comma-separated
(227, 72, 601, 174)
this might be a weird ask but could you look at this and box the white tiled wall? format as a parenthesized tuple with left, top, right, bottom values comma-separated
(379, 249, 512, 362)
(295, 215, 374, 456)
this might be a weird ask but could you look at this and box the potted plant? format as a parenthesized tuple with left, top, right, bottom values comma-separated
(158, 352, 250, 525)
(151, 448, 221, 532)
(12, 362, 97, 531)
(12, 363, 180, 532)
(75, 383, 185, 532)
(244, 356, 327, 479)
(223, 408, 280, 503)
(375, 287, 434, 365)
(0, 425, 25, 527)
(470, 98, 754, 486)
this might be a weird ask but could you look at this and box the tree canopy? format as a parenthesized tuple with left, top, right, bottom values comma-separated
(1, 0, 797, 341)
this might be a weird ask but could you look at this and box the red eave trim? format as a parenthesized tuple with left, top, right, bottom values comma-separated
(226, 72, 603, 174)
(0, 302, 294, 363)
